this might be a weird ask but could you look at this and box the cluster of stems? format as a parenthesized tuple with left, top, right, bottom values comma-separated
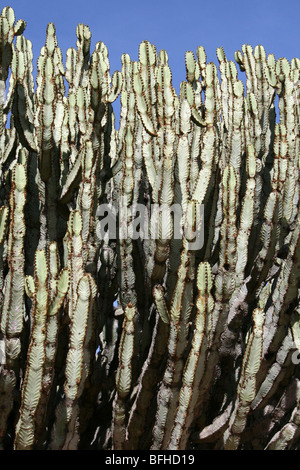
(0, 6, 299, 450)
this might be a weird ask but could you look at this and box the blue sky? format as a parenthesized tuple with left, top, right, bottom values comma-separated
(3, 0, 300, 121)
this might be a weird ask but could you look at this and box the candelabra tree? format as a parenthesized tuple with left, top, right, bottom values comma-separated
(0, 6, 299, 450)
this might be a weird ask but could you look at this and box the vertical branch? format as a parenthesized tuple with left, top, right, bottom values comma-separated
(112, 303, 136, 449)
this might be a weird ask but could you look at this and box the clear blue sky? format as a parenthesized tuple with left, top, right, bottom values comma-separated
(3, 0, 300, 119)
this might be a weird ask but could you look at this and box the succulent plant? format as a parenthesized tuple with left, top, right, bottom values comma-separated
(0, 6, 299, 451)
